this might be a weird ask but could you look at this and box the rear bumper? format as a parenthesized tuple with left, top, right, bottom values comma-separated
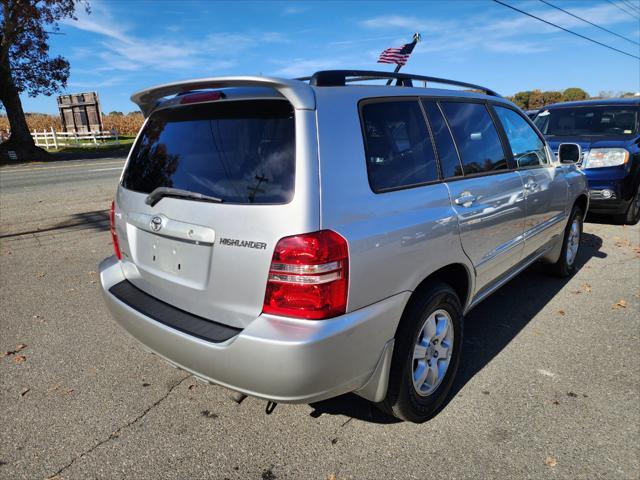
(99, 256, 408, 403)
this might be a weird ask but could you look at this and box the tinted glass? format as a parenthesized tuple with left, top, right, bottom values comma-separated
(534, 106, 639, 137)
(361, 101, 438, 192)
(440, 102, 508, 175)
(122, 100, 295, 204)
(495, 106, 548, 168)
(423, 100, 463, 178)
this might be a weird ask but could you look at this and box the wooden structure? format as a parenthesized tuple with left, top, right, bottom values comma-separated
(57, 92, 103, 133)
(32, 128, 119, 149)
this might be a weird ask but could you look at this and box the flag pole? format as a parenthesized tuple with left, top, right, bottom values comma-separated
(386, 32, 421, 85)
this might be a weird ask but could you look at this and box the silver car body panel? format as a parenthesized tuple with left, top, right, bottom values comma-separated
(100, 76, 589, 404)
(517, 157, 569, 257)
(100, 255, 409, 403)
(314, 87, 474, 312)
(446, 172, 525, 294)
(114, 108, 320, 329)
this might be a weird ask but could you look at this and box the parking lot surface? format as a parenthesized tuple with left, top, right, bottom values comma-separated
(1, 158, 638, 479)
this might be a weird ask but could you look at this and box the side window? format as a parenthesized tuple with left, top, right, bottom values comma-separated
(361, 100, 439, 192)
(422, 100, 463, 178)
(440, 102, 508, 175)
(494, 106, 548, 168)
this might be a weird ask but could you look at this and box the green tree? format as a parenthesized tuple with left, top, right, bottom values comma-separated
(542, 91, 562, 106)
(512, 90, 532, 109)
(562, 87, 589, 102)
(108, 111, 123, 116)
(528, 89, 545, 110)
(0, 0, 89, 161)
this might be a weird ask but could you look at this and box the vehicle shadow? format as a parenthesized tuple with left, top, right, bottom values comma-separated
(585, 212, 624, 226)
(0, 209, 110, 239)
(308, 232, 605, 424)
(67, 209, 111, 233)
(0, 145, 130, 166)
(49, 147, 130, 162)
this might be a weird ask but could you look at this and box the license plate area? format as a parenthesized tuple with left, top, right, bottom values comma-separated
(131, 229, 212, 289)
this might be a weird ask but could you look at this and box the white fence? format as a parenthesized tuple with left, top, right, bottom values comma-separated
(32, 128, 119, 149)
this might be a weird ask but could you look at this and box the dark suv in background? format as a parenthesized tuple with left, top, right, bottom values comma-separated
(534, 98, 640, 224)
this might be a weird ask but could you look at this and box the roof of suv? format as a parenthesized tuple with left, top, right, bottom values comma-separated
(544, 97, 640, 109)
(132, 70, 515, 117)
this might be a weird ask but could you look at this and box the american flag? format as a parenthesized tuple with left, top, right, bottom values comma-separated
(377, 39, 418, 66)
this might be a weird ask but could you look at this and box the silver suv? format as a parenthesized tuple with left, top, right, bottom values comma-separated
(100, 71, 588, 422)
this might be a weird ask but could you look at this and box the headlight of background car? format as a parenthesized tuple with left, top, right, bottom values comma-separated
(583, 148, 629, 169)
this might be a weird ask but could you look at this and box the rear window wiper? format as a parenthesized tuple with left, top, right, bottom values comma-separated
(145, 187, 224, 207)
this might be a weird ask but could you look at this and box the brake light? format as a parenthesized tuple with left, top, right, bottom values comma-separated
(110, 200, 122, 260)
(262, 230, 349, 320)
(179, 91, 225, 104)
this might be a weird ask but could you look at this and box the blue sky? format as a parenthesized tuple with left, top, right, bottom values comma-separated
(20, 0, 640, 114)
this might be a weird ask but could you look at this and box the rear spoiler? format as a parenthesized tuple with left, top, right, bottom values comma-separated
(131, 76, 316, 117)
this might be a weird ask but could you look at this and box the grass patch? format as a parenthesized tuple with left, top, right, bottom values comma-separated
(46, 136, 135, 154)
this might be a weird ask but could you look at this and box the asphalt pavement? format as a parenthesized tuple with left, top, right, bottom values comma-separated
(0, 157, 124, 238)
(0, 157, 638, 480)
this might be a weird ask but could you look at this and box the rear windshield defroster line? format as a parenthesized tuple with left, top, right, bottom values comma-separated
(122, 100, 296, 204)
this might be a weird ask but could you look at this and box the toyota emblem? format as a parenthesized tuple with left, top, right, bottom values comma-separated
(150, 216, 163, 232)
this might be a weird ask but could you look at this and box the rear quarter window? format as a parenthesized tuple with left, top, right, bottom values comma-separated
(360, 100, 439, 192)
(122, 100, 295, 204)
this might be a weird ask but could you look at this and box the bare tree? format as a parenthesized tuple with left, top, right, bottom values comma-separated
(0, 0, 89, 161)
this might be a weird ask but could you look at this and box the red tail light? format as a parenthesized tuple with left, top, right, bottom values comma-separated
(110, 200, 122, 260)
(262, 230, 349, 320)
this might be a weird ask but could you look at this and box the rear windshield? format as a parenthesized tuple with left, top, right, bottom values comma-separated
(122, 100, 295, 204)
(534, 106, 639, 137)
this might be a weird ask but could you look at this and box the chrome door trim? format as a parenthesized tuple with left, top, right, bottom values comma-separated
(468, 243, 554, 312)
(523, 212, 566, 242)
(476, 234, 525, 269)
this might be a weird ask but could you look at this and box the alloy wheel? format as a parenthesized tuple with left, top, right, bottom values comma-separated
(412, 309, 454, 396)
(566, 217, 581, 266)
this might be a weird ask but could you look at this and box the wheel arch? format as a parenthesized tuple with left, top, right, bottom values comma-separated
(574, 193, 588, 215)
(355, 263, 473, 404)
(407, 263, 472, 317)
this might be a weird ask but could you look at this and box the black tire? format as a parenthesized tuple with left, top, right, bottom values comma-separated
(379, 281, 463, 423)
(545, 205, 583, 277)
(623, 187, 640, 226)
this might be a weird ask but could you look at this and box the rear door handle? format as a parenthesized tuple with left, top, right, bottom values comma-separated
(454, 193, 477, 207)
(524, 180, 538, 191)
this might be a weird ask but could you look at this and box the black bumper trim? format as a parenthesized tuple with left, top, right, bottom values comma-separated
(588, 198, 628, 214)
(109, 280, 242, 343)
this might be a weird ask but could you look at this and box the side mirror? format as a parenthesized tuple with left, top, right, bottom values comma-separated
(558, 143, 581, 164)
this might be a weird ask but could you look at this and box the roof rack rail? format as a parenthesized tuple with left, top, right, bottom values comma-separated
(297, 70, 501, 97)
